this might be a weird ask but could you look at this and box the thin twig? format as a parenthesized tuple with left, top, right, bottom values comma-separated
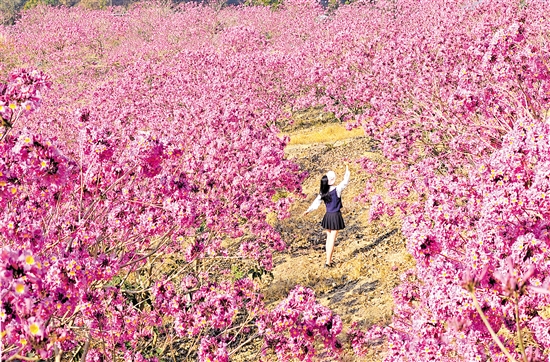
(54, 345, 62, 362)
(470, 289, 518, 362)
(119, 225, 177, 268)
(169, 334, 178, 362)
(80, 333, 91, 362)
(6, 353, 40, 361)
(228, 333, 259, 357)
(514, 292, 528, 362)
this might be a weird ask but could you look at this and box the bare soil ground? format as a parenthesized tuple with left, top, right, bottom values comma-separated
(247, 115, 416, 361)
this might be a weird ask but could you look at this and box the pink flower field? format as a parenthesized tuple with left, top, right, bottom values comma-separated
(1, 0, 550, 360)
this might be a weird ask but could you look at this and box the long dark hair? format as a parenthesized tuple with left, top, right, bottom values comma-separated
(320, 175, 332, 203)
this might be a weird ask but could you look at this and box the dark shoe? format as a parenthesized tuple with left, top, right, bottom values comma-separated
(324, 263, 333, 268)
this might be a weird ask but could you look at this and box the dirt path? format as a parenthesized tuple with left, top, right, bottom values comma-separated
(261, 127, 414, 361)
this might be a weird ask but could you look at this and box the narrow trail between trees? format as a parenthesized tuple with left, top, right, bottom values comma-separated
(251, 120, 415, 361)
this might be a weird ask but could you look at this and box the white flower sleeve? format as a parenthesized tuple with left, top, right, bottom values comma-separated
(336, 167, 350, 198)
(306, 194, 322, 213)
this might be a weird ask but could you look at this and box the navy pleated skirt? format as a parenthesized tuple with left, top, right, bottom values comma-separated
(321, 211, 345, 230)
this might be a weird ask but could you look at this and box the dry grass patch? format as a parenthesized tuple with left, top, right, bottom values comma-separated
(286, 124, 364, 145)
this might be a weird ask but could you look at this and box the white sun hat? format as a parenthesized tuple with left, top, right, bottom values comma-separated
(326, 170, 336, 185)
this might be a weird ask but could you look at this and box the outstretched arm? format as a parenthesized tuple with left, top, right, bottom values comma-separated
(336, 165, 350, 198)
(302, 194, 322, 216)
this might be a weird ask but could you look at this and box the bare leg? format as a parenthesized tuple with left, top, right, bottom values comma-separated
(325, 230, 338, 265)
(329, 230, 338, 264)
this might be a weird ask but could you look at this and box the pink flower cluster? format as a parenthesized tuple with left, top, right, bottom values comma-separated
(0, 248, 50, 358)
(347, 322, 383, 356)
(257, 286, 342, 361)
(0, 68, 50, 133)
(152, 277, 263, 338)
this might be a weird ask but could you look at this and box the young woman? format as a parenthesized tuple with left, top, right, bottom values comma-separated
(303, 165, 350, 267)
